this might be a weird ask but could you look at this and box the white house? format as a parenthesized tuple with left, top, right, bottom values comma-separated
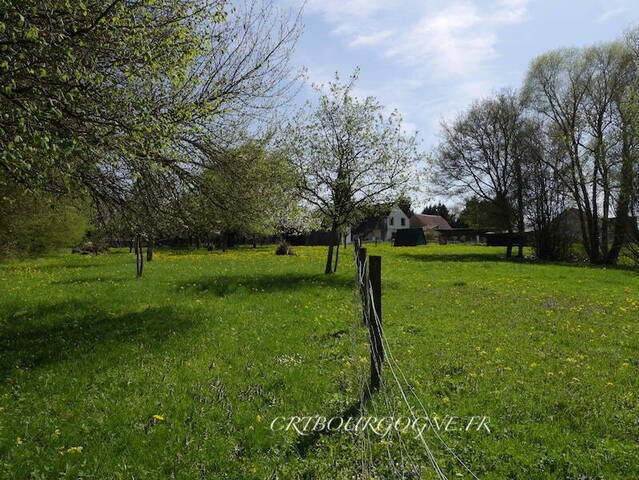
(353, 205, 410, 242)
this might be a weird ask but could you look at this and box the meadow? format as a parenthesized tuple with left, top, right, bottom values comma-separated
(0, 244, 637, 479)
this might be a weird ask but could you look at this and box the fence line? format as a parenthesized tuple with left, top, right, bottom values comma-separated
(351, 237, 479, 479)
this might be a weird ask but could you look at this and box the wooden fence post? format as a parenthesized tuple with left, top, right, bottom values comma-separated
(358, 247, 368, 326)
(368, 255, 383, 391)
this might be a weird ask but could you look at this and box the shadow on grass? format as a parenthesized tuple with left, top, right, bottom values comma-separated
(52, 275, 130, 285)
(293, 387, 374, 457)
(0, 301, 194, 381)
(399, 251, 639, 274)
(179, 273, 355, 297)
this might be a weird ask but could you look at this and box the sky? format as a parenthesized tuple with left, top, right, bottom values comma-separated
(280, 0, 639, 150)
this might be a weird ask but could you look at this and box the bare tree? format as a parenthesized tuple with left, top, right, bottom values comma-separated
(433, 90, 531, 258)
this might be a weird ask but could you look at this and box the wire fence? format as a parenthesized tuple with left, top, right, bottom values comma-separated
(350, 238, 480, 479)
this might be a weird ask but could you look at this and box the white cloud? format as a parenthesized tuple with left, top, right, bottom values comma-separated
(305, 0, 395, 20)
(596, 0, 635, 23)
(297, 0, 532, 148)
(385, 1, 529, 78)
(349, 30, 395, 47)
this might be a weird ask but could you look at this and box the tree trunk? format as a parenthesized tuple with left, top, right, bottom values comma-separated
(146, 239, 154, 262)
(606, 127, 634, 265)
(324, 224, 337, 274)
(129, 239, 134, 254)
(506, 226, 513, 259)
(135, 235, 144, 277)
(333, 240, 340, 272)
(515, 158, 525, 259)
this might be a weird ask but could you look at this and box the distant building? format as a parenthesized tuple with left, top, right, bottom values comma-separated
(393, 228, 427, 246)
(352, 205, 410, 242)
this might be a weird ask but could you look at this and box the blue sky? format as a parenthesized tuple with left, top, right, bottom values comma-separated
(281, 0, 638, 150)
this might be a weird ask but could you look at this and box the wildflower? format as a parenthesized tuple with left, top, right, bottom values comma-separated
(442, 396, 450, 404)
(605, 382, 614, 387)
(16, 437, 23, 445)
(468, 372, 477, 377)
(66, 446, 83, 453)
(530, 363, 538, 368)
(152, 415, 165, 421)
(547, 372, 555, 377)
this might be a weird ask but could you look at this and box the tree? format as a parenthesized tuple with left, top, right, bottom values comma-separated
(282, 72, 420, 273)
(1, 0, 302, 268)
(459, 197, 508, 230)
(421, 202, 467, 227)
(522, 43, 636, 264)
(0, 177, 88, 256)
(433, 90, 532, 258)
(182, 142, 304, 249)
(396, 195, 415, 218)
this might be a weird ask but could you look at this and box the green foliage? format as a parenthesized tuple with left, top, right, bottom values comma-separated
(181, 142, 307, 239)
(459, 197, 509, 230)
(0, 0, 224, 198)
(0, 184, 88, 256)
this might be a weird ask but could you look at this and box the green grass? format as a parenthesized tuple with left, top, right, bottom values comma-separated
(0, 244, 638, 479)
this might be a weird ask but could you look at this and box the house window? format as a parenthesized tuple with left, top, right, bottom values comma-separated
(390, 217, 394, 226)
(401, 218, 405, 226)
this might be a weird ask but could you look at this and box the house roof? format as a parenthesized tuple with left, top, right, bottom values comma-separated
(410, 214, 451, 229)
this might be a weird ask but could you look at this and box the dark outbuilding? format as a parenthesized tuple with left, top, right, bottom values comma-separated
(393, 228, 427, 247)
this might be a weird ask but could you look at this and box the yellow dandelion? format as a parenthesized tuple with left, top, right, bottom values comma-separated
(152, 415, 165, 421)
(66, 446, 83, 453)
(605, 382, 614, 387)
(16, 437, 23, 445)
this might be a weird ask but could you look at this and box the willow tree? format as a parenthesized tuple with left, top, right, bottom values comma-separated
(282, 73, 419, 274)
(522, 43, 636, 264)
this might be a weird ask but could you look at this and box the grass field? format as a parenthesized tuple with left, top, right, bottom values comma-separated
(1, 244, 638, 479)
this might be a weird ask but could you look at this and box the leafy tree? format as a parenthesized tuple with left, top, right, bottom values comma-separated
(0, 179, 88, 256)
(282, 72, 420, 273)
(396, 195, 415, 218)
(459, 197, 508, 230)
(179, 142, 309, 249)
(1, 0, 301, 257)
(522, 43, 636, 264)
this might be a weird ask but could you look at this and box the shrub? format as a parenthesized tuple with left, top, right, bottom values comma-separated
(275, 241, 295, 256)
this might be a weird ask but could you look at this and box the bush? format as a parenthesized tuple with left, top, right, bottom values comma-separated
(275, 241, 295, 256)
